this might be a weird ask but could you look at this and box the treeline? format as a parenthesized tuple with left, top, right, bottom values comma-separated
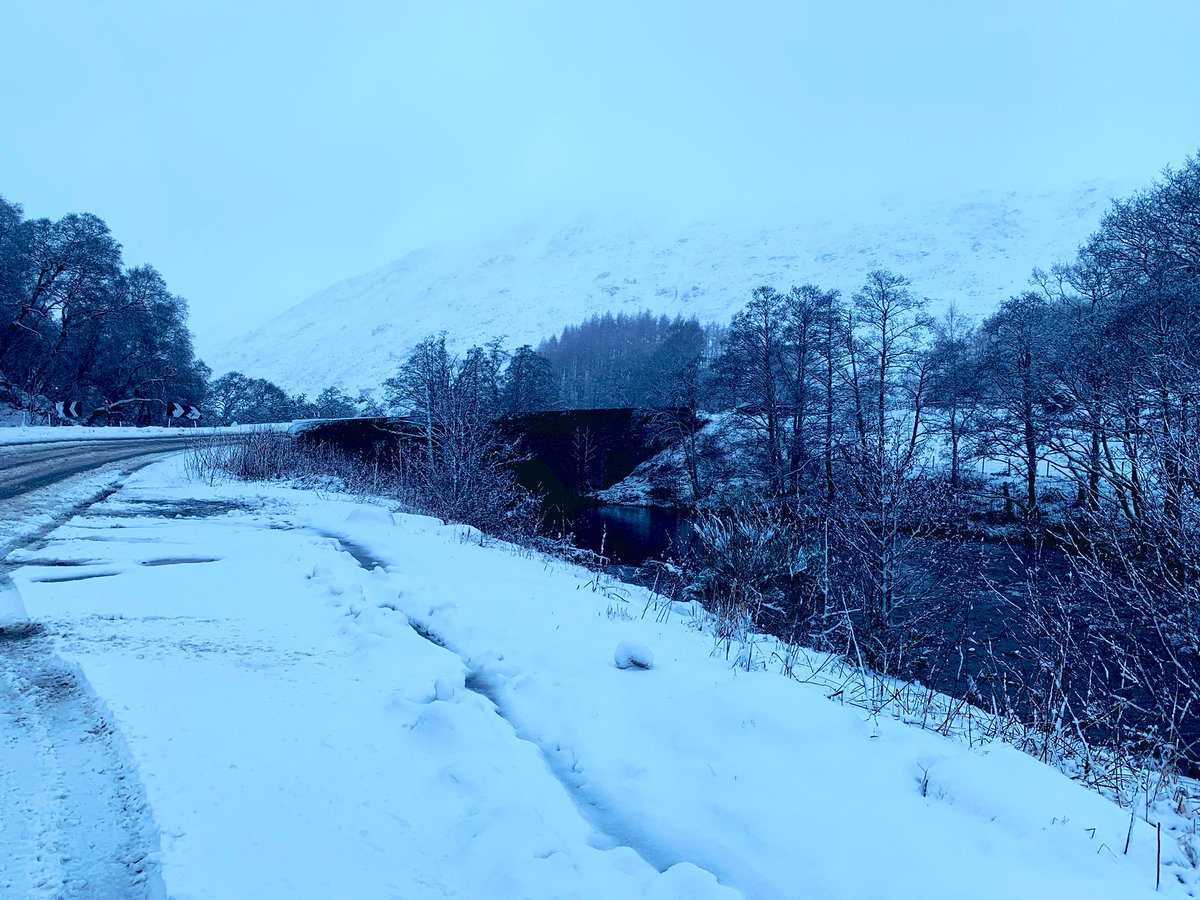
(383, 334, 557, 424)
(710, 156, 1200, 534)
(206, 373, 382, 426)
(0, 192, 388, 427)
(518, 156, 1200, 542)
(538, 311, 722, 409)
(0, 196, 210, 424)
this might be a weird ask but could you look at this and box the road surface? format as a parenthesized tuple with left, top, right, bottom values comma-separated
(0, 430, 210, 899)
(0, 434, 200, 502)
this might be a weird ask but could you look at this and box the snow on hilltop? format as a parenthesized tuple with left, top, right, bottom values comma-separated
(210, 182, 1127, 396)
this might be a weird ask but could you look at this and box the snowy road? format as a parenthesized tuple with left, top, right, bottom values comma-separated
(0, 455, 1194, 898)
(0, 626, 164, 898)
(0, 436, 202, 899)
(0, 435, 196, 502)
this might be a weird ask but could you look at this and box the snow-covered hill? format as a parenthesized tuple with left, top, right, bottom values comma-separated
(209, 182, 1128, 396)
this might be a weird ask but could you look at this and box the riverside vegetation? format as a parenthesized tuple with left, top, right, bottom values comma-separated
(182, 154, 1200, 873)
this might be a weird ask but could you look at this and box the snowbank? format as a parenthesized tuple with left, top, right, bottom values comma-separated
(2, 456, 1191, 898)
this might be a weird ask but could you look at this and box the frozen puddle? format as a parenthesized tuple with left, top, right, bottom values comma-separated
(86, 499, 253, 519)
(0, 626, 164, 899)
(29, 570, 123, 584)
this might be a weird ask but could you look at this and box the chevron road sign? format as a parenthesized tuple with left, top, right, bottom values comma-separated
(54, 400, 83, 419)
(169, 402, 202, 421)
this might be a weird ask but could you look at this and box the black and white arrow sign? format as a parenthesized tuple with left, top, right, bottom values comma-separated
(168, 402, 186, 418)
(185, 406, 202, 420)
(54, 400, 83, 419)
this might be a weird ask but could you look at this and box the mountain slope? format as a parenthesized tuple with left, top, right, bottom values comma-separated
(210, 182, 1126, 396)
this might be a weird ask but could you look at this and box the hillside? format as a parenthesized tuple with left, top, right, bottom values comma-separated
(209, 182, 1127, 396)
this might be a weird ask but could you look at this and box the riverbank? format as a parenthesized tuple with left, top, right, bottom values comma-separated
(4, 454, 1193, 897)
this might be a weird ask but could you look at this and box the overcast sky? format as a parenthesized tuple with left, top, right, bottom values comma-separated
(4, 0, 1199, 356)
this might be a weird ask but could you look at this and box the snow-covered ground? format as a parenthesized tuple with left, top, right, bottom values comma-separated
(2, 456, 1193, 898)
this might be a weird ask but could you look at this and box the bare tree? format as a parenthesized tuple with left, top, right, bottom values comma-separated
(718, 286, 787, 494)
(841, 271, 934, 632)
(384, 335, 538, 539)
(926, 305, 982, 491)
(976, 292, 1056, 519)
(384, 333, 455, 466)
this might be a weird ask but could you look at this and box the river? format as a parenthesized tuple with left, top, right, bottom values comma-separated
(569, 505, 693, 566)
(568, 504, 1196, 762)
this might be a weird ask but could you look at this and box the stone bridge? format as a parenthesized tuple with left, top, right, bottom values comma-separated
(290, 408, 691, 502)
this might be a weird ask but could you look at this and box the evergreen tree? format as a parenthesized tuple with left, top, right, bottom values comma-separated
(502, 345, 556, 414)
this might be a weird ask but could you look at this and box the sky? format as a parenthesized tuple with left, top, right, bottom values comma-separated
(3, 0, 1199, 357)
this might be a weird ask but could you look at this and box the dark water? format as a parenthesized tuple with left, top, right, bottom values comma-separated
(569, 511, 1077, 697)
(567, 506, 1176, 750)
(569, 508, 1067, 661)
(568, 505, 693, 567)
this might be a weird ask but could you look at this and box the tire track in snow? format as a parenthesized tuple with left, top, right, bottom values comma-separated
(0, 468, 168, 898)
(0, 456, 163, 565)
(455, 664, 768, 897)
(0, 627, 165, 899)
(418, 626, 682, 876)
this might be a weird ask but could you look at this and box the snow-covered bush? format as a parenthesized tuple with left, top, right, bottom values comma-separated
(685, 505, 807, 660)
(387, 420, 542, 543)
(189, 425, 542, 545)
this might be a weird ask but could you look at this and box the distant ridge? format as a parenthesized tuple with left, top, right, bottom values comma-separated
(209, 182, 1127, 396)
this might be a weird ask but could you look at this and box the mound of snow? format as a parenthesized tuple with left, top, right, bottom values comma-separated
(614, 640, 655, 670)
